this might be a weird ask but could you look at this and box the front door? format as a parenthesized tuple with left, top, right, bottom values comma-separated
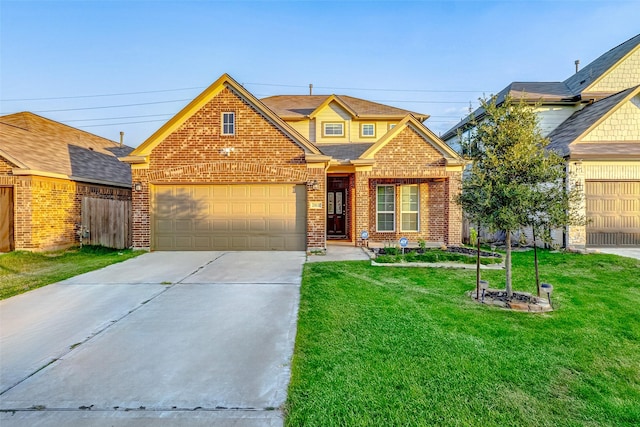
(327, 177, 348, 238)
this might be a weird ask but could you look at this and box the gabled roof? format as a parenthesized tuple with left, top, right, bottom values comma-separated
(261, 95, 430, 121)
(315, 143, 374, 161)
(564, 33, 640, 96)
(127, 74, 320, 160)
(547, 86, 640, 158)
(0, 112, 133, 187)
(442, 33, 640, 141)
(359, 115, 463, 165)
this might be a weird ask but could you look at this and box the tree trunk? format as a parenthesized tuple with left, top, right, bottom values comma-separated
(533, 226, 540, 297)
(505, 229, 512, 298)
(476, 222, 481, 299)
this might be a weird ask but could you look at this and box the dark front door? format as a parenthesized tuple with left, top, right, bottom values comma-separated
(327, 177, 348, 238)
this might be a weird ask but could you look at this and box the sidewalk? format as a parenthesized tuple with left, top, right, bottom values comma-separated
(307, 245, 371, 262)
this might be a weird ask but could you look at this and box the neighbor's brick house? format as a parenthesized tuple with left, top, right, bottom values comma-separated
(0, 113, 132, 251)
(121, 74, 465, 251)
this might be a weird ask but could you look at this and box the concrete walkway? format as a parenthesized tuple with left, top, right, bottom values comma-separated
(589, 247, 640, 260)
(0, 251, 305, 426)
(306, 245, 371, 262)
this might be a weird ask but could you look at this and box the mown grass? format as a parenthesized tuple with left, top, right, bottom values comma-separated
(376, 248, 503, 265)
(286, 250, 640, 426)
(0, 246, 143, 299)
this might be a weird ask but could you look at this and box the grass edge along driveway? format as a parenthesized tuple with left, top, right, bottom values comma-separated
(286, 250, 640, 427)
(0, 246, 143, 300)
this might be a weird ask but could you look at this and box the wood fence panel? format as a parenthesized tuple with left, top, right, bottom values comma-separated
(81, 198, 131, 249)
(0, 187, 14, 252)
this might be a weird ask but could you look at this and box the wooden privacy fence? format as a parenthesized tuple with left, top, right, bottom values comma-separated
(81, 197, 132, 249)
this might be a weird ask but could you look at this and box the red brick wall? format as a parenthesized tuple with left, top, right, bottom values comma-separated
(354, 126, 462, 246)
(134, 86, 319, 249)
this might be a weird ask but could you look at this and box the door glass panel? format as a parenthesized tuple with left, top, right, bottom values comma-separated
(328, 192, 335, 215)
(336, 192, 343, 215)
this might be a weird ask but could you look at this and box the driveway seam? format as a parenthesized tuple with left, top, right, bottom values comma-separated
(0, 253, 224, 397)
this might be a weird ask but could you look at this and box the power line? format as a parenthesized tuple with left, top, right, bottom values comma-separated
(76, 119, 169, 128)
(1, 99, 192, 114)
(1, 87, 203, 102)
(64, 113, 174, 123)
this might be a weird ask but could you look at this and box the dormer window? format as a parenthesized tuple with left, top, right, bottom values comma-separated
(323, 122, 344, 137)
(222, 112, 235, 135)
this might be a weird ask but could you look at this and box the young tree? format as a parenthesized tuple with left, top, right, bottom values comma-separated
(458, 95, 564, 298)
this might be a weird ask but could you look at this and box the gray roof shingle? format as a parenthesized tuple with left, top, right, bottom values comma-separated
(315, 143, 374, 160)
(0, 112, 133, 186)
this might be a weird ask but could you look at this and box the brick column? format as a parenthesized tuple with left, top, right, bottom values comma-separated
(131, 168, 150, 250)
(354, 171, 370, 246)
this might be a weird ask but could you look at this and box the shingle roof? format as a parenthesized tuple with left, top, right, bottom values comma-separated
(564, 33, 640, 95)
(261, 95, 429, 121)
(546, 86, 639, 157)
(0, 112, 133, 186)
(315, 143, 375, 160)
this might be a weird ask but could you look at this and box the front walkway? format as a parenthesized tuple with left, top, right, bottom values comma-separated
(307, 245, 371, 262)
(590, 247, 640, 260)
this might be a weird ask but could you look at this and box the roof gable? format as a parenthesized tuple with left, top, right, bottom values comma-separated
(564, 33, 640, 96)
(360, 115, 463, 165)
(0, 112, 133, 186)
(128, 74, 320, 159)
(547, 86, 640, 157)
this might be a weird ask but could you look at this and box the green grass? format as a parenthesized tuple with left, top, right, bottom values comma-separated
(0, 246, 143, 299)
(286, 250, 640, 426)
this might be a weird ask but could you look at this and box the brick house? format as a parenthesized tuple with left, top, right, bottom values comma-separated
(443, 34, 640, 248)
(0, 113, 133, 251)
(121, 74, 465, 251)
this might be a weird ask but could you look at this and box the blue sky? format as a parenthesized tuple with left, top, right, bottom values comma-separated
(1, 0, 638, 146)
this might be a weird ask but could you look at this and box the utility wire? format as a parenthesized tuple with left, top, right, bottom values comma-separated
(1, 87, 203, 102)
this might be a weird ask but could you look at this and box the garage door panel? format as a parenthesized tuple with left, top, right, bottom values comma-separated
(152, 184, 306, 250)
(586, 181, 640, 246)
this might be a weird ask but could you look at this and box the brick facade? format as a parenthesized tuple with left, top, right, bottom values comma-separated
(1, 155, 131, 251)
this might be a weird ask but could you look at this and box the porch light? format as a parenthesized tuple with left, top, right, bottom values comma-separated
(134, 182, 142, 191)
(308, 180, 320, 191)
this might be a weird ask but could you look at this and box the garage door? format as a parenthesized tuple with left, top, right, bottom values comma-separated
(152, 184, 306, 251)
(586, 181, 640, 246)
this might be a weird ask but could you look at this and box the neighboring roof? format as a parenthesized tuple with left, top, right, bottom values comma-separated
(547, 86, 640, 158)
(442, 33, 640, 141)
(127, 74, 320, 160)
(261, 95, 430, 121)
(0, 112, 133, 186)
(564, 33, 640, 96)
(316, 143, 374, 160)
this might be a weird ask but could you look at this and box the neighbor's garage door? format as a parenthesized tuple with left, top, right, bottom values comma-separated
(586, 181, 640, 246)
(152, 184, 306, 251)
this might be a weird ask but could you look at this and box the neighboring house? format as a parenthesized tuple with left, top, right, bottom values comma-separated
(443, 34, 640, 248)
(121, 74, 464, 252)
(0, 112, 133, 251)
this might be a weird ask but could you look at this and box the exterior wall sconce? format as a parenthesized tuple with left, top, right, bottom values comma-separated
(220, 147, 235, 156)
(134, 182, 142, 191)
(308, 180, 320, 191)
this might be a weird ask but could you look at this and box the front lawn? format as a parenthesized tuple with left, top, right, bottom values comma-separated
(286, 250, 640, 426)
(0, 246, 143, 299)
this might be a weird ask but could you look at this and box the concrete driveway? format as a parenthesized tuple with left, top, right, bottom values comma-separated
(0, 251, 305, 426)
(590, 247, 640, 260)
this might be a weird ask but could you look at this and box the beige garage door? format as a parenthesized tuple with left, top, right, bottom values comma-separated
(586, 181, 640, 246)
(152, 184, 306, 251)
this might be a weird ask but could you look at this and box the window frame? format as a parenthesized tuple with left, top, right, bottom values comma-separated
(322, 121, 345, 138)
(221, 112, 235, 136)
(360, 123, 376, 138)
(376, 185, 396, 232)
(400, 184, 420, 232)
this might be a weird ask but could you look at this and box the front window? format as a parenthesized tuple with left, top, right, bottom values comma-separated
(222, 112, 235, 135)
(361, 123, 375, 137)
(323, 122, 344, 137)
(401, 185, 419, 231)
(377, 185, 395, 232)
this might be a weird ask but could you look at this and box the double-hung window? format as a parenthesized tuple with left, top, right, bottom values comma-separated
(401, 185, 419, 231)
(323, 122, 344, 137)
(222, 112, 235, 135)
(361, 123, 375, 138)
(376, 185, 395, 232)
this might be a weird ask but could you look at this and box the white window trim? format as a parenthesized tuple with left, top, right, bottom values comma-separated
(322, 122, 345, 137)
(400, 185, 420, 232)
(376, 185, 396, 232)
(222, 112, 235, 136)
(361, 123, 375, 138)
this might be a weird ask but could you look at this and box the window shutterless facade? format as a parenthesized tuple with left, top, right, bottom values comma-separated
(222, 112, 235, 135)
(361, 123, 375, 138)
(322, 122, 345, 137)
(376, 185, 395, 231)
(401, 185, 419, 231)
